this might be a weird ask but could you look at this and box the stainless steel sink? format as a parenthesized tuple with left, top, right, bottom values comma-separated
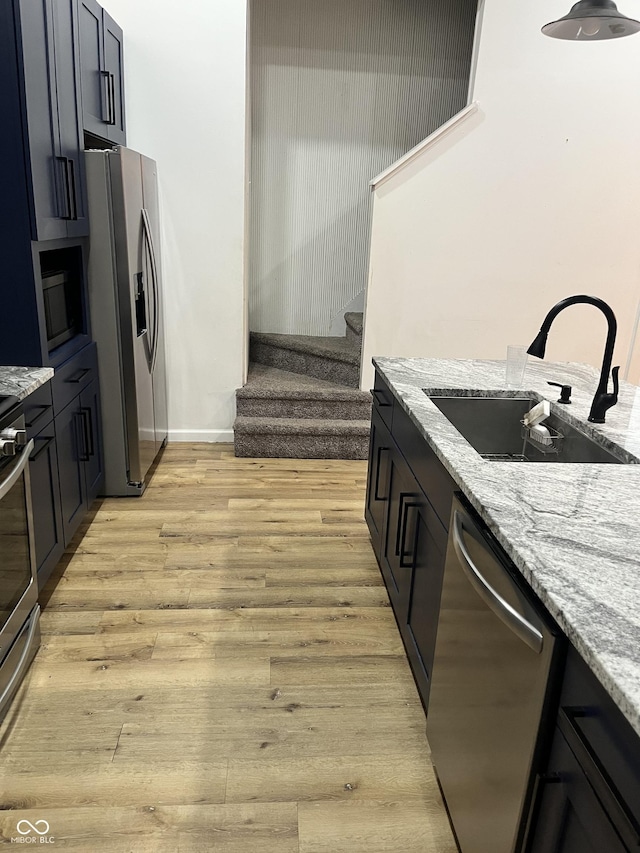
(426, 394, 632, 464)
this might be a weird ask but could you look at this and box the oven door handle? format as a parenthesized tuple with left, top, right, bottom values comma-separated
(0, 440, 35, 501)
(0, 604, 40, 716)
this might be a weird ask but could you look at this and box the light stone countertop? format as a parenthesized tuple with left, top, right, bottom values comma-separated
(0, 366, 54, 400)
(374, 356, 640, 736)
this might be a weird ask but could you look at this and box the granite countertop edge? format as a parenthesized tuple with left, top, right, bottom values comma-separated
(373, 355, 640, 737)
(0, 366, 54, 400)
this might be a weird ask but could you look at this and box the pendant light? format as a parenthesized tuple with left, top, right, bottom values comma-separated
(542, 0, 640, 39)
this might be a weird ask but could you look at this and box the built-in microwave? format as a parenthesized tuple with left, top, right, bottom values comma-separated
(42, 270, 81, 351)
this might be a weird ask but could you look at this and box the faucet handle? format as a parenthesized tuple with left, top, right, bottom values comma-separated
(588, 366, 620, 423)
(547, 381, 572, 404)
(611, 365, 620, 400)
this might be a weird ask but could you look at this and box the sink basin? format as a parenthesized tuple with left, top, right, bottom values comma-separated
(426, 394, 632, 464)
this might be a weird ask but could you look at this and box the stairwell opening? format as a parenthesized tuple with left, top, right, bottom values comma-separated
(237, 0, 478, 458)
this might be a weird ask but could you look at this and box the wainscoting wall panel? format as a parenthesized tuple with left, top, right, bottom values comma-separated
(249, 0, 477, 336)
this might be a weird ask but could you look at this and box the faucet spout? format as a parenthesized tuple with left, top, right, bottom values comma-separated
(527, 294, 619, 424)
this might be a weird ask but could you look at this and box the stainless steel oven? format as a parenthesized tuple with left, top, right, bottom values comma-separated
(0, 395, 40, 721)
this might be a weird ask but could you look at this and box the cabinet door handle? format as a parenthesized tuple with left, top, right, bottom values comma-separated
(559, 707, 640, 847)
(66, 158, 78, 220)
(56, 155, 71, 219)
(399, 499, 419, 568)
(29, 435, 55, 463)
(74, 411, 90, 463)
(374, 446, 389, 501)
(396, 492, 418, 567)
(80, 407, 95, 457)
(109, 73, 117, 125)
(371, 388, 392, 408)
(100, 69, 111, 123)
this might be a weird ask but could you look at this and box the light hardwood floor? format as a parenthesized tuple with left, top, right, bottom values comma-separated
(0, 444, 456, 852)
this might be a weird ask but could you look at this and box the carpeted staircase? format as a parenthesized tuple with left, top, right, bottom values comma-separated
(234, 312, 371, 458)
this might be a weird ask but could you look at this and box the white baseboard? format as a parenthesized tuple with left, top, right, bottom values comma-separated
(167, 429, 234, 443)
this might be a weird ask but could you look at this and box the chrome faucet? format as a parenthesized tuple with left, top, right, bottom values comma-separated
(527, 295, 619, 424)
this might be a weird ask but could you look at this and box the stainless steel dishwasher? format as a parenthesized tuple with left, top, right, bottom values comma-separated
(427, 495, 559, 853)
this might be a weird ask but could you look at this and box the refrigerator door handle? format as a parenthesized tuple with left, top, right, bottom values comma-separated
(134, 272, 148, 339)
(141, 208, 160, 372)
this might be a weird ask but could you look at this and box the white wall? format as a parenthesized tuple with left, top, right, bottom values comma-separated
(361, 0, 640, 391)
(249, 0, 476, 336)
(104, 0, 248, 440)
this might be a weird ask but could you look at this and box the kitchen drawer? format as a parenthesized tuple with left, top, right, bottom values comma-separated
(392, 401, 456, 529)
(51, 342, 98, 414)
(371, 372, 395, 429)
(24, 381, 54, 436)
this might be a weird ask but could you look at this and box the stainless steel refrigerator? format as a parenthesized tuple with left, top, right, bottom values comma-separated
(85, 146, 168, 496)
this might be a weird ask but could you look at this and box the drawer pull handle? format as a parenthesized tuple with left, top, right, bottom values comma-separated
(29, 435, 55, 462)
(67, 368, 91, 384)
(25, 404, 52, 429)
(371, 389, 392, 408)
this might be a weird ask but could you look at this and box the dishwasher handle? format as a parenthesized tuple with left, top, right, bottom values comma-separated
(452, 510, 544, 654)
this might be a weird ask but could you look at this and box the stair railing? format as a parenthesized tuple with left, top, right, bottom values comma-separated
(369, 101, 480, 192)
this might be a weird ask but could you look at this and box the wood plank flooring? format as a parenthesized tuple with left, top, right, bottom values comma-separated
(0, 444, 456, 851)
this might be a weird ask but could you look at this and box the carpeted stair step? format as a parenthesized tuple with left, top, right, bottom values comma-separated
(344, 312, 363, 348)
(236, 363, 371, 420)
(250, 332, 360, 387)
(233, 415, 370, 459)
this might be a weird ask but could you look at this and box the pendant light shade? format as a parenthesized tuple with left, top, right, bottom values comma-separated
(542, 0, 640, 39)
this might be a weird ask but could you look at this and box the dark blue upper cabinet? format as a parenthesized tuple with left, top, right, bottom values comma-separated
(51, 0, 89, 236)
(16, 0, 89, 241)
(78, 0, 126, 144)
(103, 10, 126, 144)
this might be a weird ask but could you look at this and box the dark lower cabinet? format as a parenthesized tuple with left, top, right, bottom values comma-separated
(56, 377, 103, 544)
(56, 394, 89, 544)
(365, 407, 391, 554)
(404, 498, 447, 705)
(380, 444, 420, 617)
(28, 417, 64, 590)
(80, 379, 103, 504)
(366, 372, 454, 709)
(26, 350, 104, 592)
(526, 646, 640, 853)
(529, 730, 628, 852)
